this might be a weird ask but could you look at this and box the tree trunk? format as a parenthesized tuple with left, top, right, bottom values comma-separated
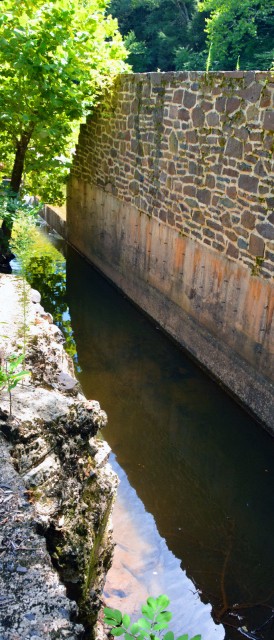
(10, 133, 31, 195)
(0, 131, 32, 270)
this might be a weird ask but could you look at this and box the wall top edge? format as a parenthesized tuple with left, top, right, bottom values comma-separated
(118, 70, 273, 81)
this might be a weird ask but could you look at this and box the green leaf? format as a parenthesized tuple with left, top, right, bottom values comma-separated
(155, 612, 172, 625)
(122, 614, 131, 629)
(137, 618, 151, 630)
(190, 636, 202, 640)
(141, 604, 155, 620)
(8, 353, 24, 371)
(103, 607, 122, 625)
(104, 618, 119, 627)
(138, 631, 151, 639)
(163, 632, 174, 640)
(146, 597, 158, 611)
(111, 628, 124, 636)
(153, 623, 170, 632)
(131, 623, 141, 634)
(176, 635, 189, 640)
(156, 595, 170, 610)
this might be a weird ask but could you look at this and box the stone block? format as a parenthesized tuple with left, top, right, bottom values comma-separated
(225, 229, 237, 242)
(169, 131, 178, 154)
(197, 189, 211, 205)
(200, 100, 211, 112)
(249, 233, 265, 257)
(237, 237, 248, 249)
(205, 175, 215, 189)
(185, 197, 198, 209)
(241, 82, 262, 103)
(193, 210, 205, 224)
(215, 97, 226, 113)
(241, 211, 255, 229)
(173, 89, 184, 103)
(178, 108, 190, 121)
(203, 228, 215, 238)
(129, 180, 140, 195)
(254, 161, 267, 177)
(224, 137, 243, 159)
(227, 186, 237, 199)
(226, 97, 241, 114)
(238, 174, 259, 194)
(221, 213, 231, 227)
(168, 161, 176, 175)
(192, 106, 205, 127)
(219, 197, 235, 209)
(184, 185, 196, 197)
(226, 242, 239, 259)
(206, 112, 220, 127)
(186, 130, 198, 144)
(169, 105, 178, 119)
(183, 91, 196, 109)
(246, 105, 260, 121)
(263, 111, 274, 131)
(256, 223, 274, 240)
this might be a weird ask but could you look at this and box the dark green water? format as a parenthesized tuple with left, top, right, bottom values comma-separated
(25, 229, 274, 640)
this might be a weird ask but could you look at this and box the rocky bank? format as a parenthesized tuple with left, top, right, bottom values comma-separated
(0, 274, 117, 639)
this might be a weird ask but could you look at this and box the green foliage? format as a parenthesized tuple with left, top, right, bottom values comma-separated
(0, 353, 30, 415)
(110, 0, 274, 71)
(174, 47, 206, 71)
(24, 229, 78, 364)
(251, 256, 264, 276)
(10, 201, 39, 269)
(109, 0, 199, 72)
(0, 0, 129, 200)
(198, 0, 274, 70)
(104, 595, 201, 640)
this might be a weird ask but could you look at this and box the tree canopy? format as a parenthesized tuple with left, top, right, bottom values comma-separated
(109, 0, 274, 71)
(199, 0, 274, 70)
(0, 0, 129, 201)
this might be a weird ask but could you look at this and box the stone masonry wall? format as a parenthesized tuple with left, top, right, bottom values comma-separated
(71, 71, 274, 279)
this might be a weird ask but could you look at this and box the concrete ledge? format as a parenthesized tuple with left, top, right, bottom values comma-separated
(43, 204, 68, 239)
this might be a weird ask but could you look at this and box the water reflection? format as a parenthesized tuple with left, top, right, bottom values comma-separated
(25, 230, 274, 640)
(24, 228, 78, 367)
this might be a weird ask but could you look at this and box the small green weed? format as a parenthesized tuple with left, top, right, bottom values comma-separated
(104, 595, 201, 640)
(0, 353, 31, 415)
(251, 256, 264, 277)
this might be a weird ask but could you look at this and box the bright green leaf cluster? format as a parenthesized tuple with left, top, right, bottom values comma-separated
(0, 0, 129, 201)
(104, 595, 201, 640)
(198, 0, 274, 70)
(0, 352, 31, 415)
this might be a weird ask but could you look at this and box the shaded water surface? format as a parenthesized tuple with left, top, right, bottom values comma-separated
(26, 231, 274, 640)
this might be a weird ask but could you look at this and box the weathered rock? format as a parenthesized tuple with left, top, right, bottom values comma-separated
(0, 275, 118, 639)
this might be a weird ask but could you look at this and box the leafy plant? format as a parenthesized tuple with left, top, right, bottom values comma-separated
(251, 256, 264, 277)
(0, 0, 129, 201)
(104, 595, 201, 640)
(0, 353, 31, 415)
(10, 202, 39, 359)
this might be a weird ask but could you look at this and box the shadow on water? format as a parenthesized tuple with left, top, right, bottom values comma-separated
(26, 229, 274, 640)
